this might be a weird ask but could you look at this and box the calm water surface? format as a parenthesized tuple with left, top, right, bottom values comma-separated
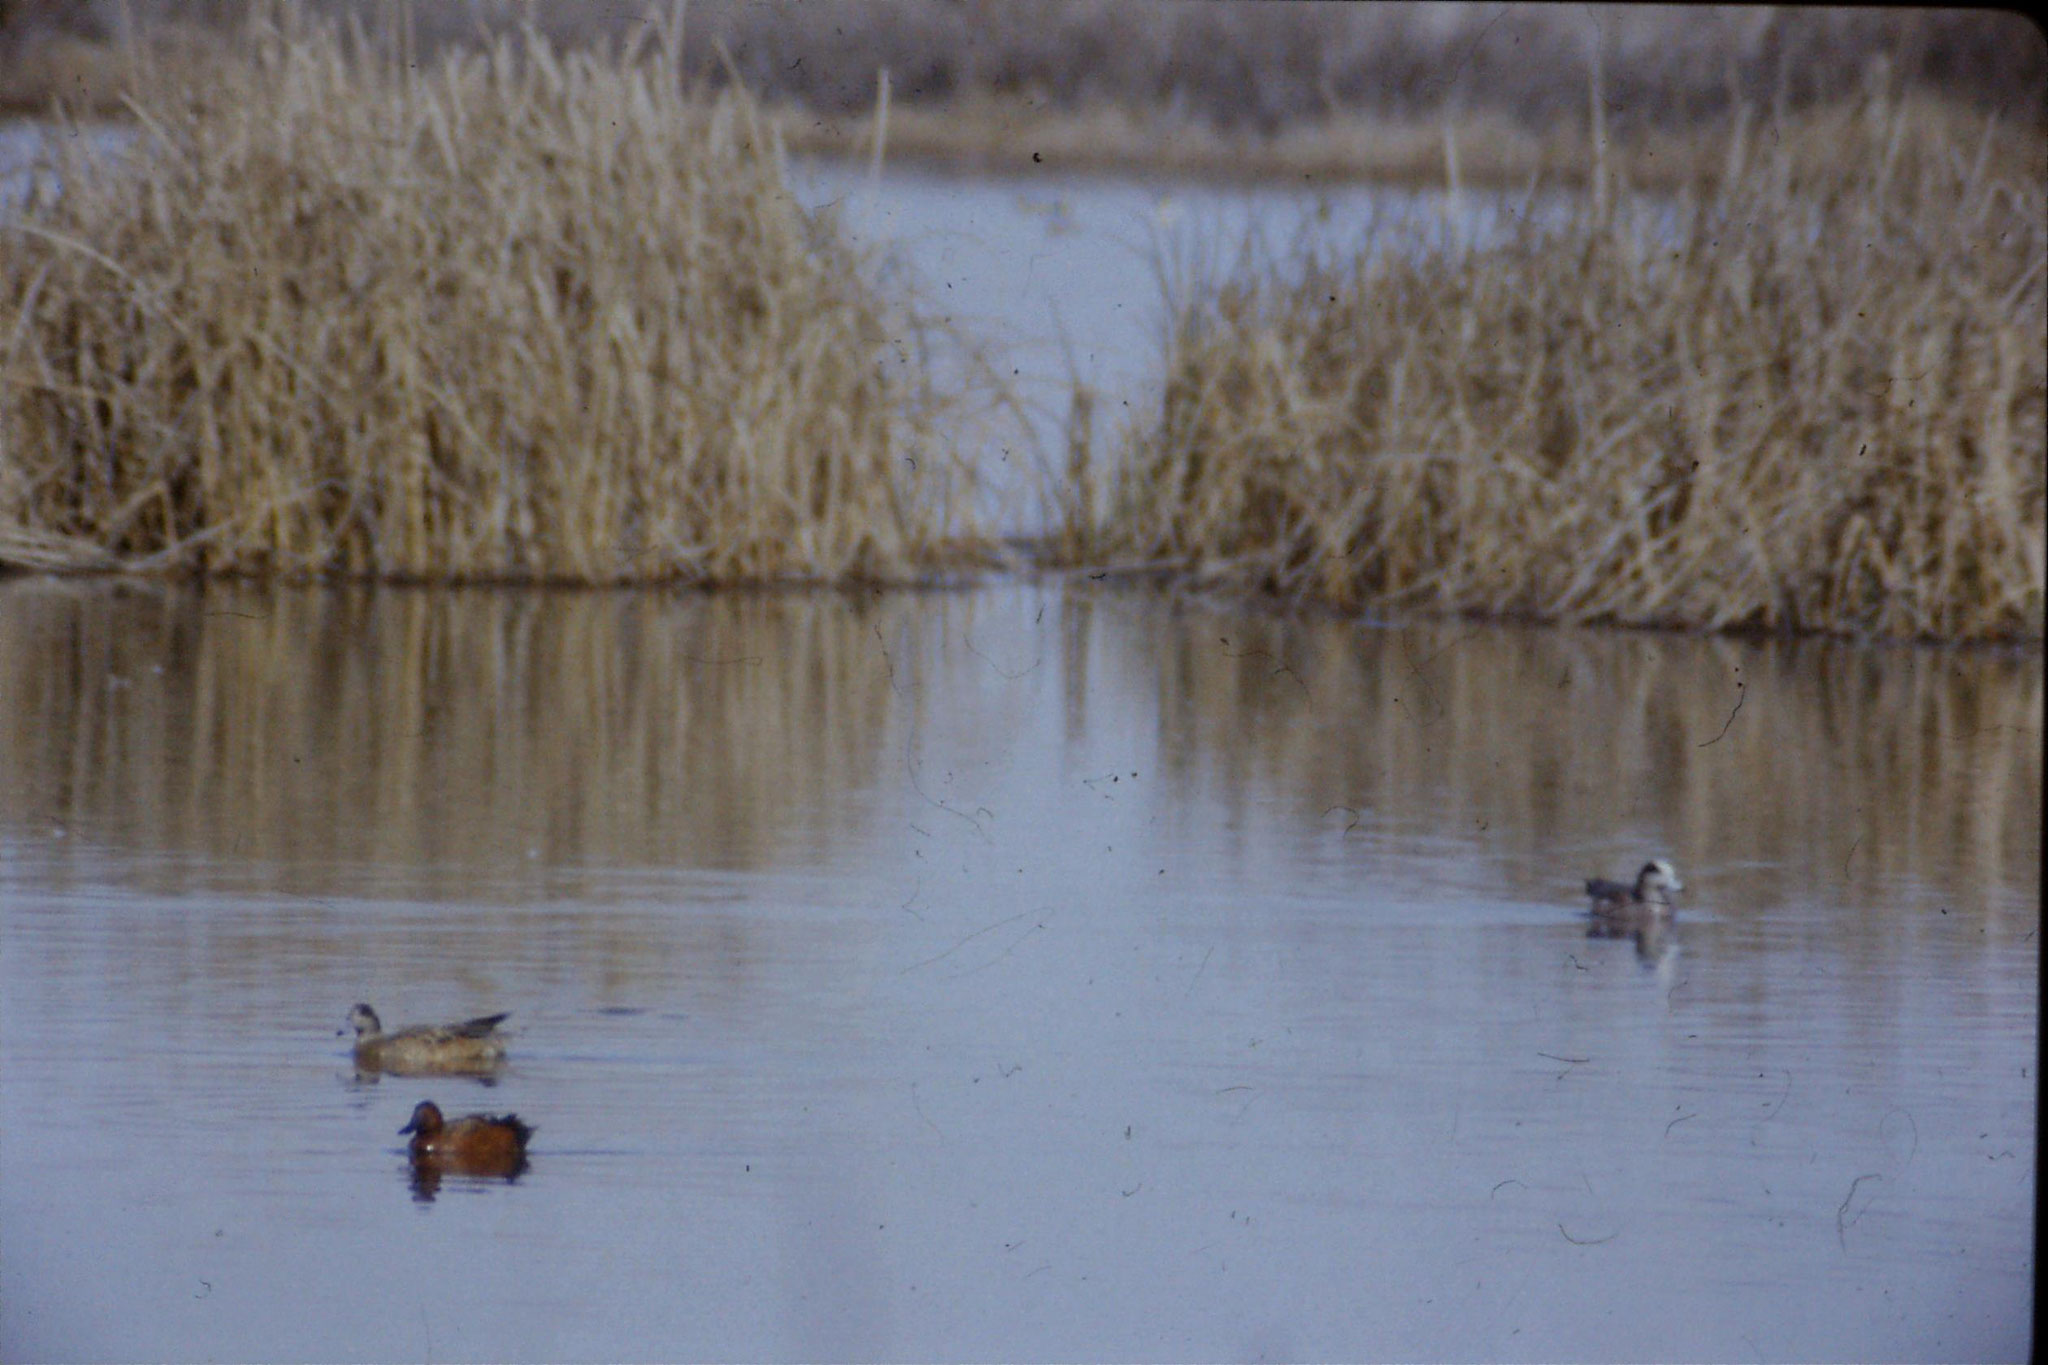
(0, 579, 2036, 1361)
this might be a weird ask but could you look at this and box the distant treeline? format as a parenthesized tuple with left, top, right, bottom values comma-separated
(4, 1, 2044, 129)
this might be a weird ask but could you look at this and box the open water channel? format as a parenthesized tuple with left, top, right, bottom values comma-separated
(0, 577, 2036, 1361)
(0, 144, 2039, 1362)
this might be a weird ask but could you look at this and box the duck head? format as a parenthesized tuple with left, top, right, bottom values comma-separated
(399, 1100, 445, 1138)
(1635, 859, 1684, 903)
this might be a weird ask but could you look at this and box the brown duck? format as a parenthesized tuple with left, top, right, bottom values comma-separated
(399, 1100, 534, 1179)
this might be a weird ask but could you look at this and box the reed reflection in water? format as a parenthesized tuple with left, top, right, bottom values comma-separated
(2, 579, 2035, 916)
(0, 576, 2036, 1360)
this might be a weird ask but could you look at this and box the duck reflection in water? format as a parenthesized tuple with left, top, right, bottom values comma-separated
(1587, 905, 1679, 968)
(400, 1099, 534, 1202)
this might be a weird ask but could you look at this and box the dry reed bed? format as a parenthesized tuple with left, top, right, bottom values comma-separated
(1088, 98, 2047, 642)
(0, 16, 981, 583)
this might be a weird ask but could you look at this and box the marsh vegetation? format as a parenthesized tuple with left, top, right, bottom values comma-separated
(1078, 96, 2046, 642)
(0, 12, 981, 582)
(0, 5, 2042, 641)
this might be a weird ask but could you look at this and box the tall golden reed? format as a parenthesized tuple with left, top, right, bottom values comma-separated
(1091, 97, 2046, 642)
(0, 11, 979, 583)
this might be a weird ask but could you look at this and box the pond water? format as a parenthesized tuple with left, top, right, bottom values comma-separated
(0, 578, 2036, 1361)
(786, 158, 1587, 525)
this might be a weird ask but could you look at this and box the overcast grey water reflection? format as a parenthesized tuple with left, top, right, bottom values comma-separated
(0, 579, 2036, 1361)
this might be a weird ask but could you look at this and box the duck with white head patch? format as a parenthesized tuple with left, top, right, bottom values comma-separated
(1585, 859, 1684, 919)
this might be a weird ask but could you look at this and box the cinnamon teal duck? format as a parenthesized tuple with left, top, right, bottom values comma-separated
(398, 1099, 534, 1179)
